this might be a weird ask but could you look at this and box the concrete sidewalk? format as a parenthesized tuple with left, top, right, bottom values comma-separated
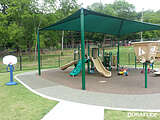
(42, 101, 104, 120)
(15, 70, 160, 112)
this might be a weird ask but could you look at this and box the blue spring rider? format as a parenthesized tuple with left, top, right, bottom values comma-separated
(6, 64, 17, 86)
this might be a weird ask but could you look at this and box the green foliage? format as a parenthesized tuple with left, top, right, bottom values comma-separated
(0, 13, 9, 48)
(1, 0, 160, 51)
(87, 2, 104, 13)
(111, 0, 137, 19)
(142, 10, 160, 38)
(8, 23, 24, 50)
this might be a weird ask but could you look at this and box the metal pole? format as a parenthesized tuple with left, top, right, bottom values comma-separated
(74, 50, 76, 61)
(88, 44, 90, 73)
(98, 45, 100, 57)
(91, 48, 94, 70)
(61, 31, 64, 55)
(109, 52, 112, 71)
(117, 39, 120, 71)
(99, 0, 103, 11)
(135, 55, 137, 69)
(74, 50, 77, 67)
(145, 62, 147, 88)
(37, 31, 41, 76)
(58, 55, 60, 67)
(140, 8, 144, 42)
(78, 45, 80, 59)
(103, 48, 104, 57)
(110, 40, 112, 47)
(40, 55, 42, 67)
(103, 48, 105, 67)
(80, 8, 85, 90)
(20, 55, 22, 71)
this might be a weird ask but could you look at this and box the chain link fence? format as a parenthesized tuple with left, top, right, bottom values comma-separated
(1, 46, 160, 73)
(0, 49, 74, 73)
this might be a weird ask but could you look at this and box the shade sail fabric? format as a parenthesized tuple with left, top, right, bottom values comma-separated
(40, 8, 160, 36)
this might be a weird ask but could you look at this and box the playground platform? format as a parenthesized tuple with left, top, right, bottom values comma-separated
(15, 69, 160, 111)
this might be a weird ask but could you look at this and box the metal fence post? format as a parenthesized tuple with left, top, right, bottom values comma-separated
(37, 31, 41, 76)
(58, 55, 60, 67)
(88, 44, 90, 73)
(19, 55, 22, 71)
(40, 55, 42, 67)
(135, 55, 137, 69)
(78, 45, 80, 60)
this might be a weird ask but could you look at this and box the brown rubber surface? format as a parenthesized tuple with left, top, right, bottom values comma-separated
(41, 68, 160, 94)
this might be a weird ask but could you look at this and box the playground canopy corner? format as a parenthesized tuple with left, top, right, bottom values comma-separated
(38, 8, 160, 90)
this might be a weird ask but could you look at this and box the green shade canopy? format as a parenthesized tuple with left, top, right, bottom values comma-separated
(40, 8, 160, 36)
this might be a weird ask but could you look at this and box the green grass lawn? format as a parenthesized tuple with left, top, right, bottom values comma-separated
(104, 110, 160, 120)
(0, 71, 58, 120)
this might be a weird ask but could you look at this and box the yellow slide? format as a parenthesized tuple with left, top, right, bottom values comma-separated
(60, 60, 78, 70)
(91, 57, 111, 77)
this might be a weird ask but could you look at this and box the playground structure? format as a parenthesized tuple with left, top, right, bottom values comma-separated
(60, 60, 78, 70)
(37, 8, 160, 90)
(60, 44, 112, 77)
(59, 41, 160, 89)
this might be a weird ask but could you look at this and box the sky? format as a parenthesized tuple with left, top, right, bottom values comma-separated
(78, 0, 160, 12)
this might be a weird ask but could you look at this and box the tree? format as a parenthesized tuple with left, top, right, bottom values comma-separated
(3, 0, 41, 53)
(111, 0, 137, 20)
(0, 13, 9, 48)
(87, 2, 104, 13)
(103, 4, 117, 16)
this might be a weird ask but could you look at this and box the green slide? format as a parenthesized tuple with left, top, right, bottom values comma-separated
(70, 59, 87, 76)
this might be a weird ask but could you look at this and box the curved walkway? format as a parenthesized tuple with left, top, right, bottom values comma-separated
(15, 70, 160, 112)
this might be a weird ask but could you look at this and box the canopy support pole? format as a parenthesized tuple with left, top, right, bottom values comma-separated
(80, 8, 85, 90)
(145, 62, 148, 88)
(37, 31, 41, 76)
(117, 40, 120, 71)
(61, 31, 64, 55)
